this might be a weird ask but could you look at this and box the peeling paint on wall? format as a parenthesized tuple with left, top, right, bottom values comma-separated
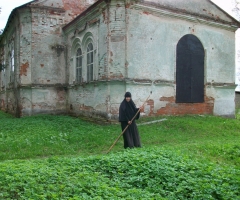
(20, 62, 29, 76)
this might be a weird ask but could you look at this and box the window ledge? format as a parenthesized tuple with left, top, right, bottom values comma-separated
(69, 80, 99, 87)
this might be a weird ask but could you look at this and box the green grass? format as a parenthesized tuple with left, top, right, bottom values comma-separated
(237, 108, 240, 119)
(0, 148, 239, 199)
(0, 111, 240, 199)
(0, 111, 239, 167)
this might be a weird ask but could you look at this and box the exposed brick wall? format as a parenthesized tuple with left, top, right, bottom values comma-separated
(146, 96, 214, 115)
(62, 0, 96, 20)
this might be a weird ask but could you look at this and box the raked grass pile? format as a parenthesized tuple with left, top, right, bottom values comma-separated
(0, 111, 239, 199)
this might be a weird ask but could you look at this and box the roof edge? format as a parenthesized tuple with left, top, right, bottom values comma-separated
(136, 0, 240, 28)
(63, 0, 240, 32)
(63, 0, 105, 31)
(208, 0, 240, 27)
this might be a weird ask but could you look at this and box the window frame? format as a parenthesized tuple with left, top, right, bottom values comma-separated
(86, 42, 94, 82)
(1, 61, 5, 90)
(9, 42, 14, 83)
(76, 48, 83, 83)
(0, 47, 6, 91)
(10, 49, 14, 72)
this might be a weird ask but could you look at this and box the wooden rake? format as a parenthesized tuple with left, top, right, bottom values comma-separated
(106, 91, 152, 154)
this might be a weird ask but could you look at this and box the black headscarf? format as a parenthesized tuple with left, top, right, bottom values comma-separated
(119, 92, 140, 122)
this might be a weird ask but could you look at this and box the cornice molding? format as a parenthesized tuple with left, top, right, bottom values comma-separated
(0, 80, 236, 92)
(131, 4, 238, 32)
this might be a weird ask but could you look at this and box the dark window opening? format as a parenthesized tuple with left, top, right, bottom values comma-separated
(76, 48, 82, 83)
(87, 43, 93, 82)
(176, 34, 205, 103)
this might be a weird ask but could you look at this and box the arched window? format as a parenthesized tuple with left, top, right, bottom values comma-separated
(176, 34, 204, 103)
(76, 48, 82, 83)
(11, 49, 14, 72)
(1, 61, 5, 90)
(87, 43, 94, 82)
(9, 42, 14, 83)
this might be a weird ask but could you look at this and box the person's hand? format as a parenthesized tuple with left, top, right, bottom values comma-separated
(128, 121, 132, 125)
(139, 106, 144, 112)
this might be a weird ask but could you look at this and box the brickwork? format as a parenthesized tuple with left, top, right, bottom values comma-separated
(156, 96, 214, 115)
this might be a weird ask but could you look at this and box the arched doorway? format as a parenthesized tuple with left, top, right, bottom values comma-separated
(176, 34, 205, 103)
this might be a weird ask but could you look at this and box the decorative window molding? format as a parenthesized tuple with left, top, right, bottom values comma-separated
(70, 32, 96, 84)
(82, 32, 96, 82)
(70, 37, 82, 84)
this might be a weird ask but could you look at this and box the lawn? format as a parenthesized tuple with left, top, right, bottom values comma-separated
(0, 111, 239, 199)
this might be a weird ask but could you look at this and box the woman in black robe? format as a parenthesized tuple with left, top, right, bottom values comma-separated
(119, 92, 142, 149)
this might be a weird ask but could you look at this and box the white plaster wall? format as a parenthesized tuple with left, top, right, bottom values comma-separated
(20, 88, 32, 116)
(67, 83, 109, 117)
(236, 29, 240, 91)
(127, 8, 236, 84)
(19, 8, 32, 85)
(125, 7, 236, 117)
(20, 87, 67, 116)
(108, 1, 126, 78)
(0, 92, 6, 111)
(31, 7, 66, 85)
(207, 86, 236, 116)
(109, 82, 126, 119)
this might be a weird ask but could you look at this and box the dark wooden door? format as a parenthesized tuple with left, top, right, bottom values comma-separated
(176, 34, 204, 103)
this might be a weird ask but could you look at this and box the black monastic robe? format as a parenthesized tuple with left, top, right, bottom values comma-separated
(119, 99, 141, 148)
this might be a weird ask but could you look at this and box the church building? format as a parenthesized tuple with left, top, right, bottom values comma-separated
(0, 0, 239, 119)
